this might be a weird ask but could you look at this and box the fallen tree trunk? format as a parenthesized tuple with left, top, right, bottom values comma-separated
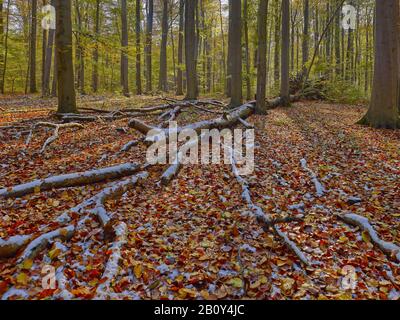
(0, 162, 141, 198)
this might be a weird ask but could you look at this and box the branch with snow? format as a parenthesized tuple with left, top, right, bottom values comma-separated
(300, 158, 326, 197)
(338, 213, 400, 262)
(25, 122, 84, 153)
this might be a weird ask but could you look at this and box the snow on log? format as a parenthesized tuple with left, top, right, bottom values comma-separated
(0, 235, 32, 258)
(17, 225, 75, 263)
(300, 158, 326, 197)
(0, 162, 141, 198)
(228, 146, 310, 265)
(95, 222, 128, 299)
(339, 213, 400, 262)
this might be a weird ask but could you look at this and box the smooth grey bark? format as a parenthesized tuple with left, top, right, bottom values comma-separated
(184, 0, 198, 100)
(92, 0, 100, 92)
(229, 0, 242, 108)
(158, 0, 168, 92)
(359, 0, 400, 128)
(55, 0, 77, 113)
(29, 0, 38, 93)
(256, 0, 268, 113)
(120, 0, 129, 96)
(135, 0, 142, 94)
(176, 0, 184, 96)
(280, 0, 290, 106)
(145, 0, 153, 93)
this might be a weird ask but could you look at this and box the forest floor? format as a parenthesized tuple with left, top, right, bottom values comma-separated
(0, 94, 399, 300)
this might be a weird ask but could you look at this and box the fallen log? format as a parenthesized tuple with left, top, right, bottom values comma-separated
(0, 162, 141, 198)
(0, 235, 32, 258)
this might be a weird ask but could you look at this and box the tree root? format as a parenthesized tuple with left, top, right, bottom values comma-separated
(0, 162, 142, 198)
(338, 213, 400, 262)
(25, 122, 84, 153)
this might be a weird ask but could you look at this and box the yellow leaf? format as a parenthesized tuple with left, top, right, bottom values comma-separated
(362, 231, 371, 243)
(34, 186, 41, 194)
(59, 228, 69, 238)
(250, 280, 261, 289)
(20, 259, 33, 270)
(52, 200, 60, 207)
(338, 236, 349, 243)
(134, 264, 142, 279)
(281, 278, 295, 292)
(48, 248, 61, 260)
(16, 273, 29, 286)
(227, 277, 243, 288)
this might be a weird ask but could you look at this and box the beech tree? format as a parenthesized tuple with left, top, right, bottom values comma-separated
(120, 0, 129, 97)
(280, 0, 290, 106)
(229, 0, 242, 108)
(55, 0, 77, 113)
(185, 0, 198, 100)
(359, 0, 400, 128)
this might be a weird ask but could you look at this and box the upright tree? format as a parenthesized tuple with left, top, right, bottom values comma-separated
(42, 0, 56, 97)
(159, 0, 168, 92)
(185, 0, 198, 100)
(256, 0, 268, 114)
(135, 0, 142, 94)
(280, 0, 290, 106)
(120, 0, 129, 96)
(229, 0, 242, 108)
(176, 0, 184, 96)
(302, 0, 309, 74)
(92, 0, 100, 93)
(359, 0, 400, 128)
(145, 0, 153, 93)
(55, 0, 77, 113)
(29, 0, 38, 93)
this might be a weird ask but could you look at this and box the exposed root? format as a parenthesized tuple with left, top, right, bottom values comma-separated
(25, 122, 84, 153)
(338, 213, 400, 262)
(0, 162, 141, 198)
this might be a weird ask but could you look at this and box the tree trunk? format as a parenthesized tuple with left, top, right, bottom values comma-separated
(42, 0, 56, 97)
(256, 0, 268, 113)
(145, 0, 153, 93)
(185, 0, 198, 100)
(229, 0, 242, 108)
(158, 0, 168, 92)
(359, 0, 400, 129)
(92, 0, 100, 93)
(302, 0, 309, 74)
(176, 0, 184, 96)
(135, 0, 142, 94)
(120, 0, 129, 97)
(55, 0, 77, 114)
(243, 0, 251, 101)
(29, 0, 38, 93)
(280, 0, 290, 106)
